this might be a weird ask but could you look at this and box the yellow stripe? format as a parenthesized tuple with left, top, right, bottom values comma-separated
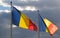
(44, 18, 51, 27)
(44, 18, 58, 35)
(44, 18, 51, 32)
(19, 13, 29, 29)
(46, 28, 48, 32)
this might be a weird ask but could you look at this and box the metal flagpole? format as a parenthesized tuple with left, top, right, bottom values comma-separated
(37, 10, 40, 38)
(10, 1, 12, 38)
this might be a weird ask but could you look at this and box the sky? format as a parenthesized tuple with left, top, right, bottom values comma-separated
(0, 0, 60, 38)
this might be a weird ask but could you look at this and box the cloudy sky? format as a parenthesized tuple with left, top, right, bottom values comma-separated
(0, 0, 60, 38)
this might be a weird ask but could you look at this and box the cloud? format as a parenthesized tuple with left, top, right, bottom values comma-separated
(0, 13, 10, 28)
(24, 6, 37, 11)
(0, 0, 38, 11)
(2, 0, 60, 11)
(18, 0, 39, 2)
(0, 0, 10, 7)
(12, 25, 17, 28)
(12, 0, 39, 2)
(0, 10, 10, 13)
(11, 0, 60, 10)
(14, 5, 37, 11)
(1, 0, 60, 9)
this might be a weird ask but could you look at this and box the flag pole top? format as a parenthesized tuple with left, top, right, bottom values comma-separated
(37, 10, 40, 12)
(10, 1, 12, 5)
(10, 0, 12, 3)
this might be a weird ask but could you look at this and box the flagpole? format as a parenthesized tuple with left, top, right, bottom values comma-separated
(37, 10, 40, 38)
(10, 1, 12, 38)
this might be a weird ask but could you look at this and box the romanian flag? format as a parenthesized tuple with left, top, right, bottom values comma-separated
(44, 18, 58, 35)
(39, 15, 48, 32)
(12, 6, 37, 31)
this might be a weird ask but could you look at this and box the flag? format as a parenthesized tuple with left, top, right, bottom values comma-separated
(39, 15, 48, 32)
(44, 18, 58, 35)
(12, 6, 38, 31)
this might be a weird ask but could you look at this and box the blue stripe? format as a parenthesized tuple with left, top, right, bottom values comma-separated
(39, 15, 46, 32)
(12, 6, 21, 26)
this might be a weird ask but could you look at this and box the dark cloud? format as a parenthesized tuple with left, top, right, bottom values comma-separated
(0, 29, 10, 38)
(0, 13, 11, 38)
(3, 0, 60, 10)
(12, 27, 37, 38)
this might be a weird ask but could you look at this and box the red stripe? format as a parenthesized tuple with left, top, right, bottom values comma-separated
(28, 20, 37, 31)
(48, 23, 58, 35)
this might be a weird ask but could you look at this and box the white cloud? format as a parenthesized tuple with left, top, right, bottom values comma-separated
(15, 6, 24, 11)
(0, 0, 10, 7)
(19, 0, 39, 2)
(0, 10, 10, 13)
(12, 25, 17, 28)
(14, 5, 37, 11)
(25, 6, 37, 11)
